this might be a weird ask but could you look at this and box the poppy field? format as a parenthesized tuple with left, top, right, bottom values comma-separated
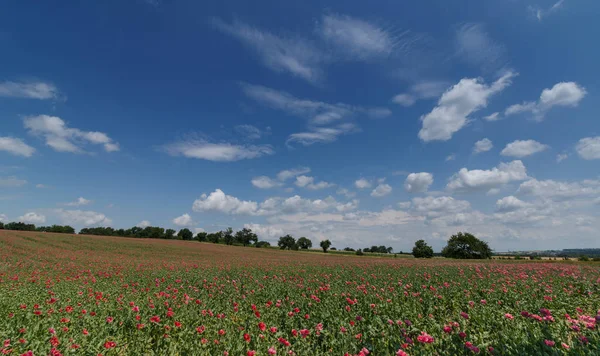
(1, 231, 599, 355)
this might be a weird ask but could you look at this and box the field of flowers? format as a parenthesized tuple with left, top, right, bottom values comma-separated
(1, 230, 599, 355)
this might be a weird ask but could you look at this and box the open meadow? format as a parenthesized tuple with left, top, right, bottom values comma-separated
(1, 230, 599, 355)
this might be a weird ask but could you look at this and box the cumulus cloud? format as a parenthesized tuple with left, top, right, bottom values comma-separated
(371, 183, 392, 197)
(212, 19, 325, 83)
(495, 196, 532, 212)
(418, 71, 516, 142)
(57, 209, 111, 226)
(473, 138, 493, 154)
(244, 223, 284, 240)
(18, 212, 46, 224)
(193, 189, 259, 215)
(483, 112, 501, 121)
(445, 154, 456, 162)
(23, 115, 119, 153)
(336, 188, 356, 198)
(251, 176, 283, 189)
(172, 213, 194, 227)
(404, 172, 434, 193)
(0, 81, 59, 100)
(0, 137, 36, 157)
(447, 160, 528, 192)
(0, 213, 7, 222)
(277, 167, 311, 181)
(355, 178, 372, 189)
(505, 82, 586, 121)
(294, 175, 334, 190)
(164, 139, 274, 162)
(501, 140, 549, 158)
(576, 136, 600, 160)
(0, 176, 27, 188)
(137, 220, 151, 228)
(65, 197, 92, 207)
(517, 178, 600, 202)
(411, 196, 471, 219)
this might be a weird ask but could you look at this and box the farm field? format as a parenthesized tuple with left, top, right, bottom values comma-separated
(1, 231, 599, 355)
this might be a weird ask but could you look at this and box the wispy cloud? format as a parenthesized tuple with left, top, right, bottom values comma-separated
(455, 23, 507, 72)
(64, 197, 93, 207)
(0, 176, 27, 188)
(23, 115, 119, 153)
(529, 0, 566, 21)
(392, 80, 449, 107)
(0, 80, 60, 100)
(164, 139, 274, 162)
(212, 18, 326, 83)
(286, 123, 359, 147)
(0, 137, 35, 157)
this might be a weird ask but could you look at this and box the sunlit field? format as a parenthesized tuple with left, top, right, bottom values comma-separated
(1, 231, 599, 355)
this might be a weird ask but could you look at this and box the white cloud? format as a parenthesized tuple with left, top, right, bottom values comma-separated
(418, 71, 516, 142)
(486, 188, 501, 196)
(294, 175, 334, 190)
(455, 23, 506, 71)
(0, 81, 59, 100)
(57, 209, 111, 226)
(244, 223, 284, 241)
(398, 201, 411, 209)
(371, 183, 392, 197)
(0, 213, 7, 222)
(0, 137, 36, 157)
(277, 167, 311, 181)
(447, 160, 528, 192)
(0, 176, 27, 188)
(65, 197, 92, 207)
(505, 82, 586, 121)
(23, 115, 119, 153)
(445, 154, 456, 162)
(212, 19, 325, 83)
(317, 14, 396, 60)
(473, 138, 493, 154)
(483, 112, 501, 121)
(517, 178, 600, 202)
(286, 123, 358, 146)
(193, 189, 259, 215)
(18, 212, 46, 224)
(251, 176, 283, 189)
(404, 172, 434, 193)
(355, 178, 372, 189)
(336, 188, 356, 198)
(501, 140, 549, 158)
(164, 139, 274, 162)
(173, 213, 194, 227)
(137, 220, 151, 228)
(556, 153, 569, 163)
(495, 196, 532, 212)
(411, 196, 471, 219)
(194, 227, 205, 234)
(392, 80, 449, 107)
(576, 136, 600, 160)
(35, 184, 47, 189)
(234, 125, 264, 140)
(529, 0, 566, 21)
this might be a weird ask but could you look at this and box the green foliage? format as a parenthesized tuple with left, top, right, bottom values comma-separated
(0, 222, 4, 229)
(164, 229, 176, 239)
(579, 255, 590, 262)
(343, 247, 355, 252)
(36, 225, 75, 234)
(296, 237, 312, 249)
(412, 239, 434, 258)
(235, 228, 258, 246)
(363, 245, 393, 253)
(255, 241, 271, 248)
(4, 222, 36, 231)
(278, 234, 296, 250)
(441, 232, 492, 259)
(222, 227, 235, 245)
(177, 228, 193, 241)
(355, 248, 364, 256)
(195, 231, 207, 242)
(320, 239, 332, 253)
(207, 232, 221, 244)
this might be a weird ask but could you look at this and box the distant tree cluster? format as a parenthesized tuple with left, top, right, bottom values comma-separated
(275, 235, 332, 253)
(362, 245, 393, 254)
(79, 225, 270, 247)
(36, 225, 75, 234)
(1, 221, 38, 231)
(411, 232, 493, 260)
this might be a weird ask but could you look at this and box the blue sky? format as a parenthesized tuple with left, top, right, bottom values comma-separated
(1, 0, 599, 251)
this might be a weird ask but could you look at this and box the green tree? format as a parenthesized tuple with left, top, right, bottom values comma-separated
(177, 228, 193, 241)
(0, 222, 4, 229)
(207, 232, 221, 244)
(222, 227, 235, 245)
(196, 232, 207, 242)
(235, 228, 258, 247)
(278, 235, 296, 250)
(255, 241, 271, 248)
(165, 229, 176, 239)
(412, 239, 434, 258)
(441, 232, 492, 259)
(296, 237, 312, 249)
(320, 239, 332, 253)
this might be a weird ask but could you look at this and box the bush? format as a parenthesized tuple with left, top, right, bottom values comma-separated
(255, 241, 271, 248)
(355, 249, 364, 256)
(578, 255, 590, 262)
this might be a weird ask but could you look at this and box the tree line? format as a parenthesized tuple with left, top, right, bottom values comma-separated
(0, 221, 76, 233)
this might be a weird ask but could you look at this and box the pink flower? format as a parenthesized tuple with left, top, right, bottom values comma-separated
(544, 340, 555, 347)
(396, 350, 409, 356)
(268, 347, 277, 355)
(247, 351, 256, 356)
(505, 313, 514, 320)
(460, 312, 469, 320)
(416, 332, 434, 344)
